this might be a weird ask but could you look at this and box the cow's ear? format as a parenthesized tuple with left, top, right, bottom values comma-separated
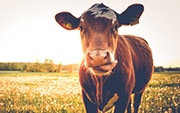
(55, 12, 80, 30)
(118, 4, 144, 26)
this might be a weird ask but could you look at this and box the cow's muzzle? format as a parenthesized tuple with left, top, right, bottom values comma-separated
(85, 50, 117, 75)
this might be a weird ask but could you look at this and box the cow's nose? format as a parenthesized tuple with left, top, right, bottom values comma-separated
(89, 50, 108, 59)
(87, 50, 110, 67)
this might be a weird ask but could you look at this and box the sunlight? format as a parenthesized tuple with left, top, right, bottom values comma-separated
(0, 0, 180, 67)
(51, 30, 83, 64)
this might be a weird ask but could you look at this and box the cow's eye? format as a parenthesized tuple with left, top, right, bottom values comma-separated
(79, 26, 84, 31)
(112, 26, 118, 32)
(111, 26, 118, 35)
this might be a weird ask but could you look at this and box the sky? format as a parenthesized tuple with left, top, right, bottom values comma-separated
(0, 0, 180, 67)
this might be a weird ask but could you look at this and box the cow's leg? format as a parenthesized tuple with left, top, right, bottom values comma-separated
(114, 94, 131, 113)
(82, 90, 98, 113)
(134, 93, 143, 113)
(127, 96, 132, 113)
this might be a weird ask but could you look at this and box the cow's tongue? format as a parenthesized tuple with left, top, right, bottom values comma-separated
(95, 60, 118, 72)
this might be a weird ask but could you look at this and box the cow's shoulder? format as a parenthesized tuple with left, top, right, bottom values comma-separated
(121, 35, 149, 49)
(119, 35, 153, 84)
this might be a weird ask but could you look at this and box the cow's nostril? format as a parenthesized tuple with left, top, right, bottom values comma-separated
(88, 53, 94, 60)
(89, 51, 97, 60)
(103, 52, 109, 59)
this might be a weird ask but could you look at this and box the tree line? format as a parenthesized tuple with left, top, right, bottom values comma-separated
(0, 59, 78, 72)
(154, 66, 180, 72)
(0, 60, 179, 73)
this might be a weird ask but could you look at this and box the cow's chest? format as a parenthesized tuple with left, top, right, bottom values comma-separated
(85, 75, 120, 112)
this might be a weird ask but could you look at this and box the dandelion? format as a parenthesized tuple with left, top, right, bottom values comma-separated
(0, 102, 4, 106)
(0, 73, 180, 112)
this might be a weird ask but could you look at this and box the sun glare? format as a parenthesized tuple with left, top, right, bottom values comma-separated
(0, 0, 180, 67)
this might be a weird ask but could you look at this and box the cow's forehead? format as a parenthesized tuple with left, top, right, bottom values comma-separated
(81, 3, 117, 24)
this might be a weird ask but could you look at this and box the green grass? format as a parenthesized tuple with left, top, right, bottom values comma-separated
(0, 72, 179, 113)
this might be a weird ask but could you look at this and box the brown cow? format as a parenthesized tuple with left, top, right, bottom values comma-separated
(55, 3, 153, 113)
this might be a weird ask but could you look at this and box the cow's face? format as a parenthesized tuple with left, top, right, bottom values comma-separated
(55, 3, 144, 75)
(79, 4, 119, 75)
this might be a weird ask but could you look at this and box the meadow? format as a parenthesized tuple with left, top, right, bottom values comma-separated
(0, 71, 179, 113)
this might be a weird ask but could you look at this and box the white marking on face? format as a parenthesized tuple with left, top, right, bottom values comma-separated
(102, 93, 119, 112)
(83, 4, 117, 24)
(80, 17, 84, 22)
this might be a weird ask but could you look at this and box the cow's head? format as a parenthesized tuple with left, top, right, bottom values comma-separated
(55, 3, 144, 76)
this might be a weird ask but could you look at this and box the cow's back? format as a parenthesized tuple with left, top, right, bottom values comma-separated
(118, 35, 153, 93)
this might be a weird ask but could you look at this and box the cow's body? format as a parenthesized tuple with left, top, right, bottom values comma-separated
(55, 3, 153, 113)
(79, 35, 153, 112)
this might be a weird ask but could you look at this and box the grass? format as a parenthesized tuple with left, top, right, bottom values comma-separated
(0, 72, 180, 113)
(0, 71, 78, 77)
(140, 73, 180, 113)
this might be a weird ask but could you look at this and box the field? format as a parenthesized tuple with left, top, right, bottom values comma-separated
(0, 71, 180, 113)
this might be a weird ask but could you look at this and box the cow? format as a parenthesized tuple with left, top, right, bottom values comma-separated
(55, 3, 153, 113)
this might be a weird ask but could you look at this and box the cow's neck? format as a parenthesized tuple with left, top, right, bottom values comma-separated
(92, 75, 109, 109)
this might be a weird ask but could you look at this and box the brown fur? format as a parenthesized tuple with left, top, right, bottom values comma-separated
(79, 35, 153, 112)
(55, 3, 153, 113)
